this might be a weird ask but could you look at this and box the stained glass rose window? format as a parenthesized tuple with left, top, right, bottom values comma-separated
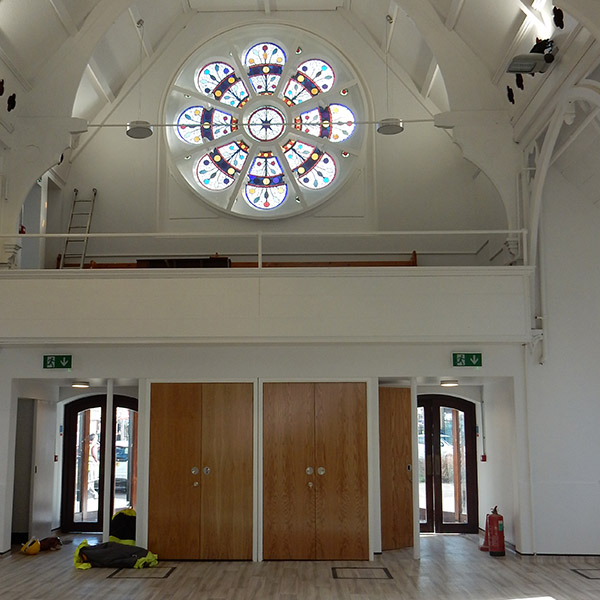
(165, 28, 365, 219)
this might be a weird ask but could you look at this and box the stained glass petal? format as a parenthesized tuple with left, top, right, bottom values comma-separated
(195, 140, 249, 191)
(196, 61, 250, 108)
(177, 106, 237, 144)
(244, 42, 287, 95)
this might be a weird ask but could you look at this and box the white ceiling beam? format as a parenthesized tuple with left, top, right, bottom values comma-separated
(421, 59, 439, 99)
(338, 7, 440, 117)
(129, 6, 153, 57)
(87, 58, 116, 103)
(47, 0, 78, 36)
(0, 32, 31, 91)
(517, 0, 545, 29)
(445, 0, 465, 31)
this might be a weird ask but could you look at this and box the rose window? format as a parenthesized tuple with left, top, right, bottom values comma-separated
(165, 29, 365, 219)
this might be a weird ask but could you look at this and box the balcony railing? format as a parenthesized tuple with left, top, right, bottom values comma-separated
(6, 229, 528, 269)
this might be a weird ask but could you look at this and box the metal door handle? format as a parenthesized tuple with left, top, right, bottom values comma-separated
(203, 466, 211, 475)
(306, 466, 314, 475)
(191, 466, 199, 475)
(317, 467, 326, 476)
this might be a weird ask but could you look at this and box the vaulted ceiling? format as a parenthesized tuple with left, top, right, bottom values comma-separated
(1, 0, 599, 262)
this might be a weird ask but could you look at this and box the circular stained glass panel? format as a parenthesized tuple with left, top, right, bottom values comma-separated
(245, 106, 286, 142)
(165, 27, 365, 218)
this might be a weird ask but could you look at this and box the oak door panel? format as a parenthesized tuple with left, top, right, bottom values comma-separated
(148, 383, 202, 559)
(379, 387, 413, 550)
(263, 382, 316, 559)
(314, 382, 369, 560)
(200, 383, 253, 559)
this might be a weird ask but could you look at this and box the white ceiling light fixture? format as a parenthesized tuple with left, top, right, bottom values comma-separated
(127, 19, 153, 139)
(72, 381, 90, 389)
(440, 379, 459, 387)
(377, 14, 404, 136)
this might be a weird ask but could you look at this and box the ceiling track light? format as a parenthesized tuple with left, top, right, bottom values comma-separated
(72, 381, 90, 389)
(440, 379, 459, 388)
(126, 120, 154, 139)
(377, 117, 404, 135)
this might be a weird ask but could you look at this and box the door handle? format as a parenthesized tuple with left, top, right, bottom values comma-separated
(203, 466, 211, 475)
(306, 466, 314, 475)
(317, 467, 326, 476)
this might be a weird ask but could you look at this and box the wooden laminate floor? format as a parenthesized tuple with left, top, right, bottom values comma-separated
(1, 533, 600, 600)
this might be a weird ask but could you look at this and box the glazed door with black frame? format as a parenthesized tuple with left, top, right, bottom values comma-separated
(418, 395, 478, 533)
(61, 395, 138, 533)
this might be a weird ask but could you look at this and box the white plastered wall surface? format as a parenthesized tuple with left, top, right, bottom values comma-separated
(0, 1, 519, 250)
(0, 342, 529, 556)
(1, 0, 600, 557)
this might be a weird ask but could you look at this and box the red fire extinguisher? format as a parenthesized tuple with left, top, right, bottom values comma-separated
(488, 506, 505, 556)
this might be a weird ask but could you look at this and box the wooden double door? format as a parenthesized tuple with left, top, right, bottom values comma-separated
(263, 382, 369, 560)
(148, 383, 253, 560)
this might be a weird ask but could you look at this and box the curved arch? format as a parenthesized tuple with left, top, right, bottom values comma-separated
(417, 393, 479, 533)
(527, 81, 600, 266)
(61, 393, 138, 532)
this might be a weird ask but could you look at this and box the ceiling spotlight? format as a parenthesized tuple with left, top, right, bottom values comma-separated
(72, 381, 90, 389)
(377, 117, 404, 135)
(126, 120, 154, 139)
(506, 39, 558, 74)
(440, 379, 459, 387)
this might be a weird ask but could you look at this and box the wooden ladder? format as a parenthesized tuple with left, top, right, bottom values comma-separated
(59, 188, 97, 269)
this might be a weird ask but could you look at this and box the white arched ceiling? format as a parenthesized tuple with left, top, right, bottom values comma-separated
(1, 0, 599, 248)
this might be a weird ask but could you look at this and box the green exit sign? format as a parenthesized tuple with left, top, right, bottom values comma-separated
(43, 354, 73, 369)
(452, 352, 482, 367)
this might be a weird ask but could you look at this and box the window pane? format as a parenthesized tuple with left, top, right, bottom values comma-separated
(74, 407, 101, 523)
(417, 406, 426, 523)
(113, 407, 137, 514)
(440, 407, 467, 524)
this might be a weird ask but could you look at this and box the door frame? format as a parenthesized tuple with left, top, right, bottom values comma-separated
(61, 394, 137, 532)
(418, 394, 479, 534)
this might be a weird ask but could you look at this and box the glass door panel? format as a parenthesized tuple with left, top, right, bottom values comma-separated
(62, 395, 138, 533)
(418, 395, 478, 534)
(440, 407, 467, 525)
(73, 407, 102, 523)
(417, 406, 431, 528)
(112, 406, 137, 514)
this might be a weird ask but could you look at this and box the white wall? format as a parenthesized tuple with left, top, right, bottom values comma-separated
(59, 10, 507, 255)
(525, 168, 600, 554)
(477, 379, 517, 546)
(0, 341, 530, 554)
(0, 267, 532, 344)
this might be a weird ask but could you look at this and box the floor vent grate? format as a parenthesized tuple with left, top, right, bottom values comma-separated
(332, 567, 393, 579)
(108, 566, 176, 579)
(573, 568, 600, 579)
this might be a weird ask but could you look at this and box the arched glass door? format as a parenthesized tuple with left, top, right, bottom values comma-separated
(61, 395, 137, 532)
(418, 395, 478, 533)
